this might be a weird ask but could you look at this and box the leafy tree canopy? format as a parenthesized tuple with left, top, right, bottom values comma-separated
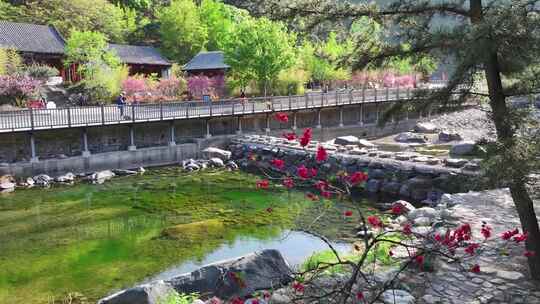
(158, 0, 208, 64)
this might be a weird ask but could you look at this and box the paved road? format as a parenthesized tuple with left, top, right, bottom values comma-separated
(0, 87, 422, 133)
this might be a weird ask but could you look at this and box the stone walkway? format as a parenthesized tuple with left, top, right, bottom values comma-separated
(415, 189, 540, 304)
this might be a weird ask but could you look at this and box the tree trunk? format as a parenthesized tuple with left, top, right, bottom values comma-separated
(470, 0, 540, 279)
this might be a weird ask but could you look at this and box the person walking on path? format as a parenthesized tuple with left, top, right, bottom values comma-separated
(116, 92, 127, 119)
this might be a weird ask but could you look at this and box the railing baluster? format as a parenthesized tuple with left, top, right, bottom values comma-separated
(101, 105, 105, 124)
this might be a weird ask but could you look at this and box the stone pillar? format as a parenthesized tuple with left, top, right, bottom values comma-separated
(168, 121, 176, 146)
(359, 104, 364, 126)
(339, 107, 344, 127)
(29, 132, 38, 163)
(265, 114, 271, 133)
(128, 125, 137, 151)
(316, 109, 322, 129)
(236, 116, 243, 135)
(292, 112, 297, 131)
(82, 128, 91, 157)
(205, 120, 212, 138)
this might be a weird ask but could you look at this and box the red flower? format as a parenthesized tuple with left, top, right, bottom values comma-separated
(348, 172, 368, 185)
(208, 297, 222, 304)
(316, 145, 328, 162)
(266, 207, 273, 213)
(283, 177, 294, 189)
(481, 224, 492, 239)
(231, 297, 244, 304)
(415, 255, 424, 265)
(310, 168, 318, 178)
(321, 191, 332, 199)
(297, 165, 310, 179)
(315, 180, 328, 191)
(283, 132, 297, 141)
(391, 202, 406, 215)
(270, 158, 285, 169)
(275, 112, 289, 123)
(356, 291, 364, 300)
(434, 233, 442, 242)
(464, 243, 480, 256)
(455, 223, 472, 241)
(299, 128, 312, 147)
(251, 299, 259, 304)
(306, 192, 319, 201)
(256, 179, 269, 189)
(524, 250, 536, 257)
(292, 281, 305, 293)
(367, 215, 383, 228)
(344, 210, 353, 217)
(501, 228, 519, 240)
(402, 223, 412, 235)
(470, 264, 481, 273)
(514, 232, 528, 243)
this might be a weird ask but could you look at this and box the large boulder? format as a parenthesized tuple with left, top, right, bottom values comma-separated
(98, 281, 176, 304)
(202, 147, 232, 161)
(55, 172, 76, 183)
(0, 175, 14, 184)
(438, 130, 462, 142)
(414, 122, 439, 133)
(33, 174, 53, 187)
(334, 136, 359, 146)
(0, 181, 15, 192)
(358, 139, 376, 148)
(394, 132, 428, 143)
(99, 250, 292, 304)
(86, 170, 115, 184)
(209, 158, 225, 168)
(112, 169, 138, 176)
(407, 207, 438, 222)
(450, 141, 476, 156)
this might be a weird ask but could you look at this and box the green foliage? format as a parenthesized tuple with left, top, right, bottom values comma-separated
(160, 292, 199, 304)
(64, 30, 121, 77)
(300, 33, 352, 87)
(19, 0, 135, 42)
(302, 249, 359, 275)
(0, 48, 23, 76)
(224, 17, 296, 95)
(23, 63, 59, 80)
(199, 0, 238, 51)
(275, 68, 310, 95)
(158, 0, 208, 64)
(0, 0, 22, 21)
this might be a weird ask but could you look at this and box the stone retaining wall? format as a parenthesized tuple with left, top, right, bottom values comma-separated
(230, 135, 484, 203)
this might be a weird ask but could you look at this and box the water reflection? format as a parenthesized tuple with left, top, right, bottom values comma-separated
(146, 230, 350, 282)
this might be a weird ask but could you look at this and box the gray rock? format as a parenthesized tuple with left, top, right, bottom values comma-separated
(100, 250, 291, 303)
(438, 130, 462, 142)
(0, 175, 14, 184)
(112, 169, 138, 176)
(98, 280, 176, 304)
(394, 132, 428, 143)
(55, 172, 76, 183)
(413, 216, 432, 226)
(87, 170, 115, 184)
(407, 207, 438, 221)
(226, 161, 239, 171)
(185, 163, 200, 171)
(33, 174, 53, 187)
(382, 289, 415, 304)
(422, 294, 441, 304)
(334, 136, 359, 146)
(137, 167, 146, 174)
(366, 179, 382, 193)
(414, 122, 439, 133)
(381, 181, 401, 195)
(445, 158, 468, 168)
(405, 176, 432, 189)
(269, 290, 291, 304)
(210, 158, 225, 167)
(450, 141, 476, 156)
(496, 270, 525, 281)
(0, 182, 15, 191)
(392, 200, 416, 213)
(202, 147, 232, 161)
(18, 177, 35, 188)
(358, 139, 376, 148)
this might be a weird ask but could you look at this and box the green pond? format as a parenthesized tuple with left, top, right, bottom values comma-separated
(0, 168, 382, 304)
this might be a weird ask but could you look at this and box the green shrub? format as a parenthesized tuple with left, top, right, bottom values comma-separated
(24, 63, 59, 80)
(0, 47, 23, 76)
(275, 68, 309, 96)
(159, 291, 199, 304)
